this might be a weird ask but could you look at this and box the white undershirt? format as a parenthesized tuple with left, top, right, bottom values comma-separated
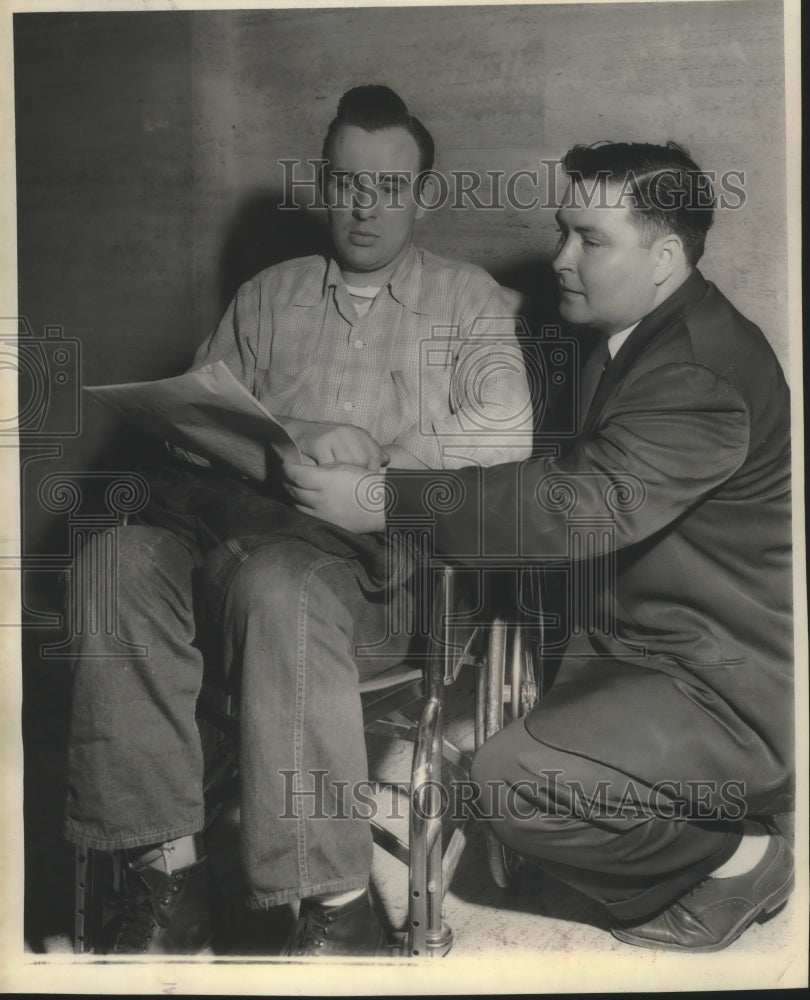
(345, 283, 381, 318)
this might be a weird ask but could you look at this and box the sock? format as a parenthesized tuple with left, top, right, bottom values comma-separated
(710, 821, 770, 878)
(129, 834, 199, 874)
(309, 887, 366, 908)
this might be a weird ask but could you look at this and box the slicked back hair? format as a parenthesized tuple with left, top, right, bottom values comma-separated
(562, 141, 715, 265)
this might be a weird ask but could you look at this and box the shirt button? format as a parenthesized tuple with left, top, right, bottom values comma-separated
(342, 401, 355, 411)
(354, 339, 365, 348)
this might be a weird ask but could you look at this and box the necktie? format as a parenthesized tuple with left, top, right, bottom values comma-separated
(578, 336, 611, 426)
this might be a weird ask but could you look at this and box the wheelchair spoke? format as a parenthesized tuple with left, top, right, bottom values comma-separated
(485, 619, 506, 740)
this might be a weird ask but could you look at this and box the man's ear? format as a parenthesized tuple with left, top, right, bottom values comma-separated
(414, 173, 440, 220)
(653, 234, 685, 285)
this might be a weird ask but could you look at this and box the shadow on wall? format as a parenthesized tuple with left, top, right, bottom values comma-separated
(491, 258, 558, 313)
(216, 190, 331, 321)
(491, 259, 561, 337)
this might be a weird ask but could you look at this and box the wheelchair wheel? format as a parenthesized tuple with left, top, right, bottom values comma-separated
(475, 617, 540, 888)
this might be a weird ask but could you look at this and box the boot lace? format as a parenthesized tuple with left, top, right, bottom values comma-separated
(285, 908, 333, 954)
(106, 868, 174, 953)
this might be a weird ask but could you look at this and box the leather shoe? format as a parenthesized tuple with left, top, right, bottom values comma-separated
(283, 890, 388, 957)
(611, 825, 794, 952)
(103, 856, 213, 954)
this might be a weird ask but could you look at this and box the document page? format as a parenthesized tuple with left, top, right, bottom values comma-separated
(84, 361, 303, 481)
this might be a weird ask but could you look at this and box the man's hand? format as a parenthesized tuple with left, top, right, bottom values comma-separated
(282, 419, 390, 470)
(283, 461, 387, 533)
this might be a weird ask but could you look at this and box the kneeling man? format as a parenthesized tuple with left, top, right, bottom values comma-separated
(286, 140, 795, 953)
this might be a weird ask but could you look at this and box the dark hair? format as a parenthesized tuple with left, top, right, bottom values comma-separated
(561, 141, 715, 265)
(321, 85, 434, 174)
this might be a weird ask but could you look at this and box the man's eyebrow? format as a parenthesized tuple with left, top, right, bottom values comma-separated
(575, 224, 609, 237)
(554, 211, 609, 238)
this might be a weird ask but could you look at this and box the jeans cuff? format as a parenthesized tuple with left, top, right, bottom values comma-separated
(63, 815, 205, 852)
(245, 875, 369, 909)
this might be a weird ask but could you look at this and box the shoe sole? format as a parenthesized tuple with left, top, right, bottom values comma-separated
(612, 872, 795, 954)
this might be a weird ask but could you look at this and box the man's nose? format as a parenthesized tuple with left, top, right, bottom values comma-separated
(552, 238, 574, 274)
(352, 191, 377, 219)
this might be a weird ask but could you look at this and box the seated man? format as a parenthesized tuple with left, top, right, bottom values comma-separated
(287, 140, 795, 953)
(64, 85, 532, 956)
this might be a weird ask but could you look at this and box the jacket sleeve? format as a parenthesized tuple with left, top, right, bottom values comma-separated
(386, 362, 750, 562)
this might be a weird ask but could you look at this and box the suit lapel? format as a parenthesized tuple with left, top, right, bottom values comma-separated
(580, 269, 709, 437)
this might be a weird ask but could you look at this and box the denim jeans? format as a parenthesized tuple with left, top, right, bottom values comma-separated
(65, 524, 414, 907)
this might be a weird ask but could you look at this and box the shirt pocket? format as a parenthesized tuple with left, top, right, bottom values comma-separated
(389, 366, 450, 436)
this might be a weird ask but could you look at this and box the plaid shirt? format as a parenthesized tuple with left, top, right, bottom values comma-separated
(192, 245, 532, 469)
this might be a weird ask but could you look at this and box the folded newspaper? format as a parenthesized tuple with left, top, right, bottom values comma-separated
(84, 361, 303, 481)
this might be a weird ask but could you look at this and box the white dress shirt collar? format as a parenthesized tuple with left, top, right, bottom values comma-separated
(607, 322, 640, 359)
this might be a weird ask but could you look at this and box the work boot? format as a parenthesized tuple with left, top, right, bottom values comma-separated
(104, 856, 213, 954)
(283, 890, 388, 957)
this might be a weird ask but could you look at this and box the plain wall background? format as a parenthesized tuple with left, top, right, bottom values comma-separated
(15, 1, 788, 564)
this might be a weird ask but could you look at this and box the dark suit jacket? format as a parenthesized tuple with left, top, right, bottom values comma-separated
(388, 269, 793, 816)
